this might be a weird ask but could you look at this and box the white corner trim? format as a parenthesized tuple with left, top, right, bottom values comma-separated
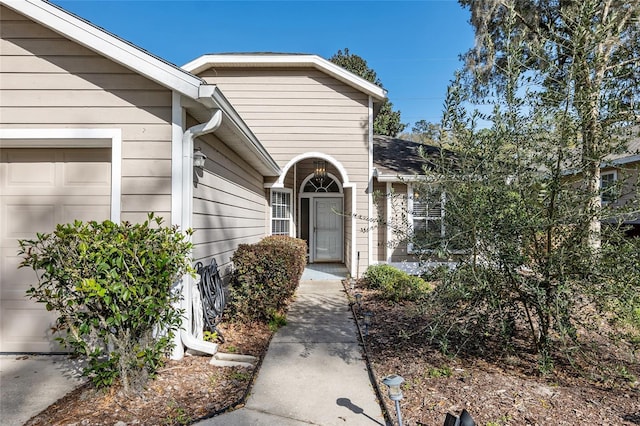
(367, 96, 374, 268)
(171, 92, 184, 228)
(386, 182, 393, 263)
(0, 128, 122, 222)
(182, 54, 387, 100)
(351, 183, 358, 278)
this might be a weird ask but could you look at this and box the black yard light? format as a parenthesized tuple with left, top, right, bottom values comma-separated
(443, 409, 476, 426)
(382, 374, 405, 426)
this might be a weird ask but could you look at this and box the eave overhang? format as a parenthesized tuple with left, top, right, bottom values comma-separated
(182, 54, 388, 102)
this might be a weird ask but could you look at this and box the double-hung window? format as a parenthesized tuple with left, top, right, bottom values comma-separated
(270, 189, 292, 236)
(408, 184, 445, 253)
(600, 170, 617, 205)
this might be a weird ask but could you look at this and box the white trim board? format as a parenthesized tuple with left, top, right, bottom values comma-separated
(1, 0, 204, 100)
(182, 54, 387, 101)
(0, 128, 122, 222)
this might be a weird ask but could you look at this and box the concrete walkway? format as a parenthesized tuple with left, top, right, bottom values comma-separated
(195, 280, 385, 426)
(0, 354, 85, 425)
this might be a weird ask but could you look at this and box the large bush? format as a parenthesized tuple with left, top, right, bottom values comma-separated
(363, 264, 433, 302)
(228, 236, 307, 323)
(19, 214, 192, 393)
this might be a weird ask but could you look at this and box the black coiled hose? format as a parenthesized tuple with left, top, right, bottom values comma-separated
(194, 258, 226, 340)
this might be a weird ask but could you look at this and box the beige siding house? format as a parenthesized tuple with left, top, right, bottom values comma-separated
(0, 0, 280, 355)
(0, 0, 397, 355)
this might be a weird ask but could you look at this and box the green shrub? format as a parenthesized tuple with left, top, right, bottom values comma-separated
(228, 236, 307, 323)
(18, 214, 191, 393)
(363, 264, 406, 290)
(363, 264, 433, 301)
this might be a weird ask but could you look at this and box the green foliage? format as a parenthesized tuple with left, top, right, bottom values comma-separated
(329, 48, 406, 136)
(268, 310, 287, 332)
(426, 365, 452, 378)
(363, 264, 433, 302)
(416, 1, 640, 372)
(19, 214, 191, 393)
(228, 236, 307, 323)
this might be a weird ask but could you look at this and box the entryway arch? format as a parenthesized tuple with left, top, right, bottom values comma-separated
(272, 152, 350, 188)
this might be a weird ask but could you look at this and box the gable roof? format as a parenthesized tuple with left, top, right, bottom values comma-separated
(1, 0, 208, 100)
(604, 137, 640, 166)
(373, 135, 445, 182)
(182, 53, 388, 102)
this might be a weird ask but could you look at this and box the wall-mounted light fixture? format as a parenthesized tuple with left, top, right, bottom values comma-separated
(313, 159, 326, 183)
(193, 148, 207, 169)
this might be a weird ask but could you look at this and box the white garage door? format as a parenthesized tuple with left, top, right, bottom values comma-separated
(0, 148, 111, 353)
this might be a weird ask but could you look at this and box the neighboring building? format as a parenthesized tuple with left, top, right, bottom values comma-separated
(601, 137, 640, 236)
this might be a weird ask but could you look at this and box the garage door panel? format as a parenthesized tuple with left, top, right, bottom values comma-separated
(4, 158, 55, 187)
(61, 203, 110, 224)
(0, 306, 63, 352)
(4, 204, 57, 239)
(64, 162, 110, 186)
(1, 147, 111, 353)
(0, 251, 35, 296)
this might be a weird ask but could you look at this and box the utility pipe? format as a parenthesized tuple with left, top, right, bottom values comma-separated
(172, 108, 222, 360)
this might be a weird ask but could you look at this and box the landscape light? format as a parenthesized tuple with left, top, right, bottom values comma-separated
(382, 374, 405, 426)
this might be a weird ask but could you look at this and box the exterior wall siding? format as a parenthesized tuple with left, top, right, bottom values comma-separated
(199, 67, 371, 272)
(191, 130, 268, 282)
(0, 6, 173, 224)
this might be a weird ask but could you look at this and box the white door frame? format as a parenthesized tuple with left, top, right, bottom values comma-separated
(298, 173, 344, 263)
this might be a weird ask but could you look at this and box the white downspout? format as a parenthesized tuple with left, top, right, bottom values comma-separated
(172, 107, 222, 360)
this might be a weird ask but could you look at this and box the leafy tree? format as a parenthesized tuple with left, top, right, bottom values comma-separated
(414, 3, 640, 371)
(19, 215, 192, 393)
(399, 119, 442, 143)
(329, 48, 407, 136)
(459, 0, 640, 249)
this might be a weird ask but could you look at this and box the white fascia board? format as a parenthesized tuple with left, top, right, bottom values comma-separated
(374, 172, 424, 183)
(183, 54, 387, 101)
(3, 0, 203, 99)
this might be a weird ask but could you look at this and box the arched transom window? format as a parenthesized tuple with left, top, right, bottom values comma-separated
(303, 175, 340, 193)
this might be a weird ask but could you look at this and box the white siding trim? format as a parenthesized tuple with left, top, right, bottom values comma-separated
(272, 152, 349, 188)
(171, 91, 184, 227)
(386, 182, 393, 263)
(0, 127, 122, 222)
(367, 96, 374, 267)
(182, 54, 387, 101)
(4, 0, 203, 99)
(350, 183, 357, 278)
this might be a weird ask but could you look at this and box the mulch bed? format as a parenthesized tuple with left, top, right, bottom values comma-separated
(354, 284, 640, 426)
(25, 282, 640, 426)
(24, 322, 272, 426)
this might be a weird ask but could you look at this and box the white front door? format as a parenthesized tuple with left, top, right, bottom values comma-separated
(314, 198, 342, 262)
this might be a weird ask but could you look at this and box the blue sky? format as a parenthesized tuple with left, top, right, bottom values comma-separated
(53, 1, 475, 130)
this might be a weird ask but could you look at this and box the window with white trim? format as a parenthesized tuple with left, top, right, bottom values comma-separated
(408, 185, 445, 253)
(600, 170, 618, 204)
(270, 189, 292, 236)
